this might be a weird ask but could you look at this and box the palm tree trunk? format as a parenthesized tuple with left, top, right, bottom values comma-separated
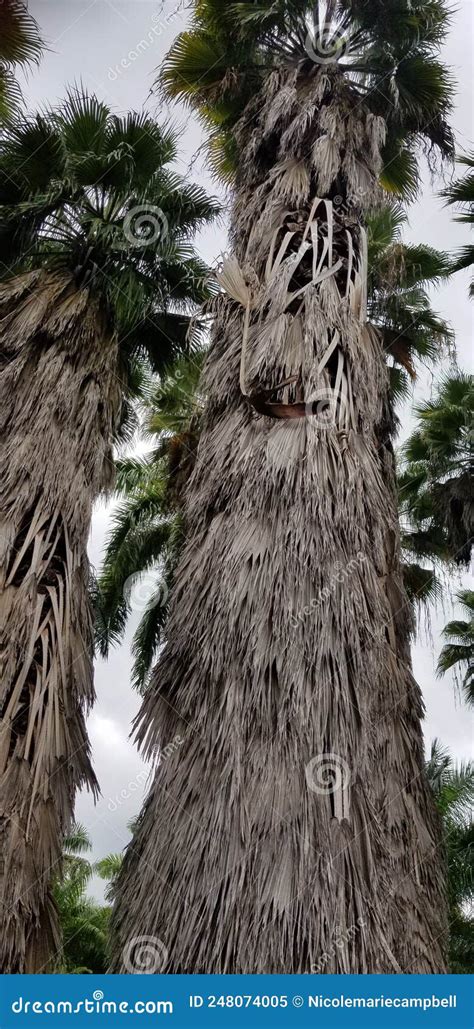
(111, 67, 447, 974)
(0, 271, 120, 971)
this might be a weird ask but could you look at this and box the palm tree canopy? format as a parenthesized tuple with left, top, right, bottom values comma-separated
(441, 152, 474, 295)
(0, 91, 220, 376)
(399, 372, 474, 567)
(437, 590, 474, 708)
(0, 0, 43, 122)
(160, 0, 454, 191)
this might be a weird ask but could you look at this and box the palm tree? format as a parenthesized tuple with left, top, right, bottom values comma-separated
(426, 741, 474, 973)
(111, 1, 455, 973)
(98, 211, 451, 688)
(0, 0, 42, 123)
(437, 591, 474, 708)
(53, 825, 117, 973)
(96, 352, 203, 691)
(442, 153, 474, 297)
(0, 91, 218, 972)
(399, 372, 473, 568)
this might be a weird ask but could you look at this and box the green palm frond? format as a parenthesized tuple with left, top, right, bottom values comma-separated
(437, 591, 474, 707)
(441, 152, 474, 296)
(160, 0, 454, 184)
(0, 1, 43, 123)
(63, 824, 92, 855)
(399, 373, 473, 568)
(0, 90, 220, 391)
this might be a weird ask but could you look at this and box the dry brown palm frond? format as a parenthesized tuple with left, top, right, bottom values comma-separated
(0, 271, 120, 972)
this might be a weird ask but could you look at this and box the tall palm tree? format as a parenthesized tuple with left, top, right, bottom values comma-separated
(97, 208, 451, 688)
(0, 0, 42, 123)
(441, 153, 474, 297)
(0, 91, 218, 972)
(111, 1, 455, 973)
(437, 591, 474, 708)
(426, 741, 474, 973)
(399, 372, 473, 568)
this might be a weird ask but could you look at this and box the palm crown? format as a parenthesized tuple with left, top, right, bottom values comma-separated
(161, 0, 454, 192)
(0, 91, 220, 378)
(0, 0, 43, 122)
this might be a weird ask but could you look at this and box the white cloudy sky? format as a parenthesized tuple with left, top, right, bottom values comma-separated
(24, 0, 473, 898)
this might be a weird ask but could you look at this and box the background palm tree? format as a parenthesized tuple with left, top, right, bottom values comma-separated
(111, 0, 455, 974)
(53, 824, 120, 973)
(0, 90, 218, 971)
(437, 591, 474, 708)
(399, 372, 473, 568)
(426, 741, 474, 973)
(0, 0, 42, 123)
(442, 153, 474, 297)
(95, 352, 203, 690)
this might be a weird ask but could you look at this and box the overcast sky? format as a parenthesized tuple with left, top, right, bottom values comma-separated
(24, 0, 473, 899)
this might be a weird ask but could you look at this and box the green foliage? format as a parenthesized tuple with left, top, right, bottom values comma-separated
(438, 591, 474, 708)
(367, 203, 452, 398)
(160, 0, 454, 188)
(426, 741, 474, 973)
(442, 153, 474, 296)
(95, 354, 203, 690)
(0, 1, 43, 122)
(399, 373, 473, 568)
(0, 90, 219, 386)
(53, 825, 122, 973)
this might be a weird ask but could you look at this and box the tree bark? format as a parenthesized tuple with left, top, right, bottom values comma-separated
(0, 271, 120, 971)
(111, 67, 447, 974)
